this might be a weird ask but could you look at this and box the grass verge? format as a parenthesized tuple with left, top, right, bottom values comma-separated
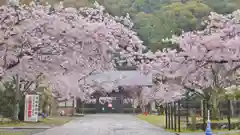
(137, 114, 240, 133)
(0, 131, 25, 135)
(137, 114, 165, 127)
(0, 116, 73, 127)
(39, 117, 72, 125)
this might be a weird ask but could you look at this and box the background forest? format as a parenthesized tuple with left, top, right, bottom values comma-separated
(1, 0, 239, 51)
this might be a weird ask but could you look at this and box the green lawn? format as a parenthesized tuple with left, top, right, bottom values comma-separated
(137, 114, 201, 132)
(137, 114, 240, 133)
(0, 117, 74, 135)
(137, 114, 166, 127)
(39, 117, 72, 125)
(137, 114, 186, 128)
(0, 131, 25, 135)
(205, 118, 239, 124)
(0, 116, 73, 127)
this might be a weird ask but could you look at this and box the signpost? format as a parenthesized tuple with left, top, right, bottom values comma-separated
(24, 94, 39, 122)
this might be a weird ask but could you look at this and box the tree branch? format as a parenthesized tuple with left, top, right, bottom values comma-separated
(183, 85, 205, 98)
(22, 73, 43, 93)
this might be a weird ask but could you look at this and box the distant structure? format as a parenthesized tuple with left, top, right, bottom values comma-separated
(75, 64, 153, 113)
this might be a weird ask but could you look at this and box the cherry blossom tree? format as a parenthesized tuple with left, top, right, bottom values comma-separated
(136, 10, 240, 118)
(0, 1, 145, 95)
(0, 0, 149, 118)
(163, 10, 240, 97)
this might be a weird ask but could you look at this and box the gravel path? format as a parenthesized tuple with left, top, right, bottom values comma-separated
(33, 114, 175, 135)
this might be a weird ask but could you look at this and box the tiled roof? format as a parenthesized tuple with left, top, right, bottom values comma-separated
(85, 71, 152, 86)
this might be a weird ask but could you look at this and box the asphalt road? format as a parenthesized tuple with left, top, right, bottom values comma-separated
(33, 114, 175, 135)
(1, 114, 239, 135)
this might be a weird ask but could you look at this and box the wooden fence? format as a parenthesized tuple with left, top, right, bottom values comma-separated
(165, 99, 240, 132)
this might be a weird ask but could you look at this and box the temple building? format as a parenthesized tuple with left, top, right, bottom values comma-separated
(76, 70, 154, 113)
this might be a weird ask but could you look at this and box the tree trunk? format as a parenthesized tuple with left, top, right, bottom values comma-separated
(96, 96, 100, 113)
(49, 104, 52, 116)
(148, 103, 151, 114)
(210, 92, 220, 120)
(43, 103, 49, 114)
(201, 100, 204, 117)
(13, 103, 19, 121)
(82, 103, 84, 114)
(158, 105, 164, 115)
(72, 97, 75, 116)
(140, 103, 145, 113)
(132, 99, 135, 114)
(157, 107, 160, 115)
(230, 100, 234, 117)
(13, 74, 20, 121)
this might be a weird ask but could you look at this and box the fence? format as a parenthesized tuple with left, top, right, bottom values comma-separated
(165, 99, 240, 132)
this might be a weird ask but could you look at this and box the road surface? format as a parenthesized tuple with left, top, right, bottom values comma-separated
(34, 114, 175, 135)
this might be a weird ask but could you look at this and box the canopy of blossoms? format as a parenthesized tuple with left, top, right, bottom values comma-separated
(3, 1, 240, 106)
(0, 1, 146, 100)
(137, 10, 240, 103)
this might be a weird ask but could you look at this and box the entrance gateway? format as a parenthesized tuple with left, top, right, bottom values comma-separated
(98, 96, 123, 113)
(76, 70, 153, 113)
(77, 90, 131, 113)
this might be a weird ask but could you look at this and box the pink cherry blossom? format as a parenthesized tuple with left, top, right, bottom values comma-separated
(0, 1, 145, 100)
(137, 10, 240, 103)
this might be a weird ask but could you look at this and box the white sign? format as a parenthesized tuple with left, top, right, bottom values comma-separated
(24, 94, 39, 122)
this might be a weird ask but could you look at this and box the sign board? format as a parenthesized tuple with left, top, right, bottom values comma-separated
(24, 94, 39, 122)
